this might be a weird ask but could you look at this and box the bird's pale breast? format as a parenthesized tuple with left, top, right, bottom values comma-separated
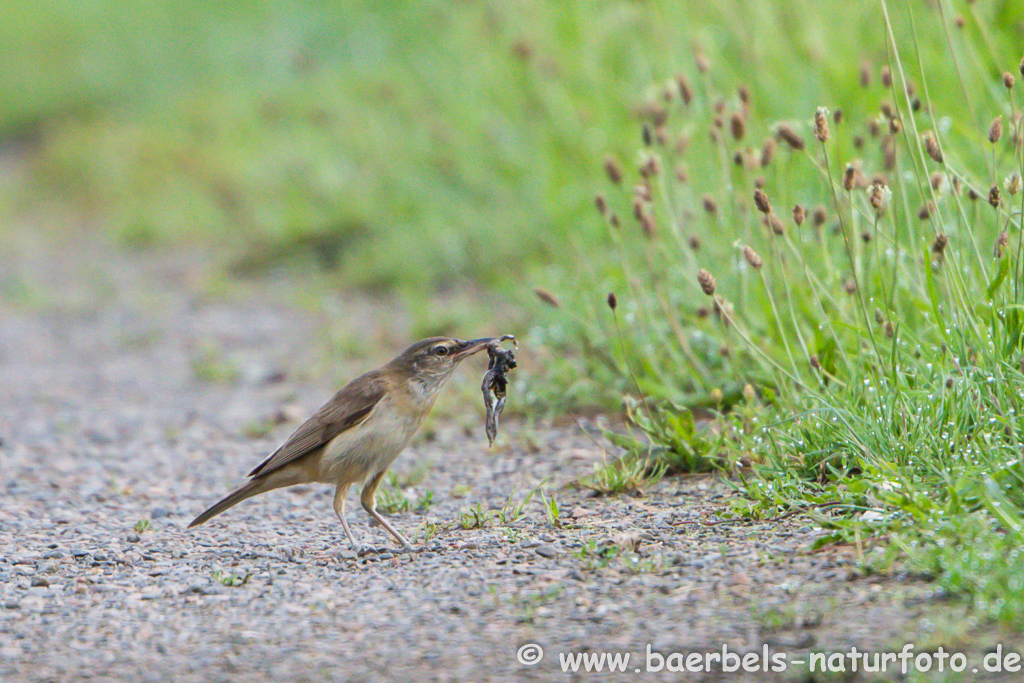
(316, 390, 431, 484)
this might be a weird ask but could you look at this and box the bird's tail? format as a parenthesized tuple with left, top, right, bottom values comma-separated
(188, 479, 267, 529)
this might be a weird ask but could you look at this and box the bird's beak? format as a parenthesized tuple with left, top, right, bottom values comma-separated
(451, 338, 497, 361)
(452, 336, 515, 361)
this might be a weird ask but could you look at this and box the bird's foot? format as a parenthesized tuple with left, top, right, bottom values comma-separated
(353, 543, 381, 557)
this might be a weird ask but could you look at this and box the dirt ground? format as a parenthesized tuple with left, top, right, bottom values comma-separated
(0, 233, 1019, 682)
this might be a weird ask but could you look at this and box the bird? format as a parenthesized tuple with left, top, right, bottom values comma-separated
(188, 336, 504, 551)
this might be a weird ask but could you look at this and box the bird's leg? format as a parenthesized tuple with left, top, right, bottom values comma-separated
(332, 482, 359, 545)
(334, 482, 377, 556)
(361, 469, 415, 551)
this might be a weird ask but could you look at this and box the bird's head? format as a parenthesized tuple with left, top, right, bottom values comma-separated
(388, 336, 503, 392)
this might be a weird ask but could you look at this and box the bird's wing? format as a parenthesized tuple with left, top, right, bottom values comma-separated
(247, 371, 388, 479)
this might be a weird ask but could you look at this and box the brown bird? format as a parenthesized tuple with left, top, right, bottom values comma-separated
(188, 336, 504, 551)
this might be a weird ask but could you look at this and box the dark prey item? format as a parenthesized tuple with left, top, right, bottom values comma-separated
(481, 335, 517, 446)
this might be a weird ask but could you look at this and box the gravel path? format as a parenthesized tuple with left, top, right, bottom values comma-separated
(0, 235, 1010, 681)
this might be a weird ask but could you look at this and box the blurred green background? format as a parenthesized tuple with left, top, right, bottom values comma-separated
(9, 0, 1015, 288)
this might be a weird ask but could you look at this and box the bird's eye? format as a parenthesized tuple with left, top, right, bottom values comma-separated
(434, 345, 449, 356)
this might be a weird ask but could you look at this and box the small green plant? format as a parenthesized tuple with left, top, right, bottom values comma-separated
(751, 604, 799, 631)
(625, 556, 663, 574)
(420, 520, 443, 542)
(459, 503, 494, 529)
(496, 483, 543, 525)
(539, 490, 562, 528)
(387, 466, 431, 490)
(459, 482, 547, 529)
(133, 519, 151, 534)
(212, 570, 250, 587)
(574, 539, 621, 570)
(512, 586, 565, 624)
(500, 526, 521, 543)
(416, 490, 434, 512)
(377, 471, 434, 514)
(578, 454, 666, 496)
(377, 486, 412, 515)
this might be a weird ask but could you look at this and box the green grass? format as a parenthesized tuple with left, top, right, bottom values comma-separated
(376, 470, 434, 514)
(458, 484, 542, 529)
(535, 0, 1024, 627)
(574, 451, 666, 495)
(574, 538, 622, 570)
(211, 569, 250, 587)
